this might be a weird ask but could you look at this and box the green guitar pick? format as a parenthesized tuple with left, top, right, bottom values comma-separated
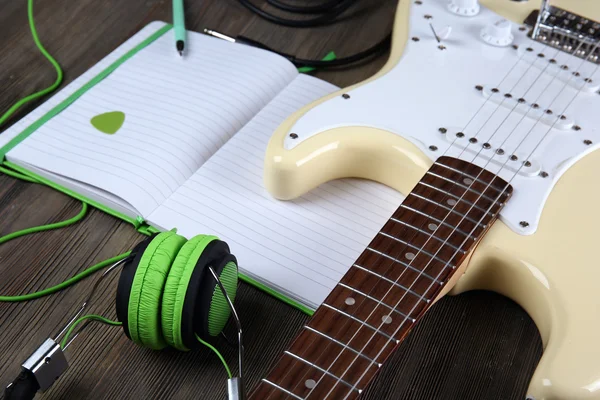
(90, 111, 125, 134)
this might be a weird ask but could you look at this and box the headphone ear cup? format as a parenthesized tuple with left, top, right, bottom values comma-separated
(116, 235, 155, 340)
(127, 231, 187, 350)
(204, 259, 238, 338)
(162, 234, 220, 350)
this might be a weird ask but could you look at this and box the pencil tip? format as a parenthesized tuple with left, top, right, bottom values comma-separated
(176, 40, 185, 56)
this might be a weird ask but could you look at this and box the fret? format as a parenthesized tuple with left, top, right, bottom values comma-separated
(262, 379, 304, 400)
(307, 305, 397, 363)
(249, 156, 513, 400)
(351, 263, 434, 302)
(264, 351, 358, 400)
(371, 231, 458, 280)
(366, 247, 444, 283)
(408, 192, 487, 228)
(287, 329, 380, 392)
(337, 282, 416, 323)
(416, 181, 496, 216)
(401, 190, 491, 239)
(432, 161, 506, 192)
(380, 216, 467, 265)
(425, 170, 500, 204)
(407, 181, 500, 231)
(284, 351, 359, 392)
(304, 325, 383, 367)
(324, 285, 416, 339)
(377, 231, 457, 267)
(432, 160, 510, 194)
(399, 204, 477, 240)
(389, 217, 468, 254)
(322, 303, 397, 342)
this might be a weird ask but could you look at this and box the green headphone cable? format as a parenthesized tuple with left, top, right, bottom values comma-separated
(0, 251, 130, 302)
(0, 202, 88, 247)
(0, 0, 63, 129)
(60, 314, 122, 348)
(58, 316, 232, 378)
(197, 334, 233, 379)
(0, 172, 233, 378)
(0, 166, 40, 183)
(0, 1, 235, 388)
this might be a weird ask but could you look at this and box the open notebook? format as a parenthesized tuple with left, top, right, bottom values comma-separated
(0, 22, 404, 312)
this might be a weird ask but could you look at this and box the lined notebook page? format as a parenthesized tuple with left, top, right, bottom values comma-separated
(148, 74, 405, 309)
(7, 22, 298, 217)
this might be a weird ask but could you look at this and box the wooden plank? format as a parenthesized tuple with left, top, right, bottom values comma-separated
(0, 1, 541, 399)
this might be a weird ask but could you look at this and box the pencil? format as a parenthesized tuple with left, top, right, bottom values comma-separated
(173, 0, 186, 56)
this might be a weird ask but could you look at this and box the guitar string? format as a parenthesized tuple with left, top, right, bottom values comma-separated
(272, 32, 547, 400)
(274, 29, 588, 398)
(327, 40, 598, 400)
(280, 37, 554, 400)
(298, 34, 563, 400)
(304, 36, 590, 399)
(459, 46, 562, 157)
(283, 27, 557, 400)
(336, 42, 600, 400)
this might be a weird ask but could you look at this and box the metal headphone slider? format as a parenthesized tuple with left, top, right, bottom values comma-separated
(22, 338, 68, 392)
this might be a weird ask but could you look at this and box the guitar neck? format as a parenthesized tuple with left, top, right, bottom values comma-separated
(249, 156, 513, 400)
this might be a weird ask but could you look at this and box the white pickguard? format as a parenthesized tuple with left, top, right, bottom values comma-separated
(283, 0, 600, 235)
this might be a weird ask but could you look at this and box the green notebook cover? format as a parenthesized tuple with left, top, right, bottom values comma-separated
(0, 23, 314, 317)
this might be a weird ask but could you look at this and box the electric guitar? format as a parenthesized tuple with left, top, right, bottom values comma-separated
(249, 0, 600, 399)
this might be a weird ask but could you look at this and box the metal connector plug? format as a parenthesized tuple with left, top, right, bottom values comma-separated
(22, 339, 68, 391)
(5, 338, 69, 399)
(227, 377, 245, 400)
(203, 29, 236, 43)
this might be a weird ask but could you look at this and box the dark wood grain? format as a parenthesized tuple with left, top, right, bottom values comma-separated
(0, 1, 542, 399)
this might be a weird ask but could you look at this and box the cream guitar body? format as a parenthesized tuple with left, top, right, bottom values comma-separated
(263, 0, 600, 399)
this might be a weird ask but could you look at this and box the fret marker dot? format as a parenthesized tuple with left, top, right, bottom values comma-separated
(405, 252, 416, 261)
(305, 379, 316, 389)
(428, 223, 438, 231)
(446, 199, 457, 206)
(382, 315, 393, 324)
(463, 178, 474, 185)
(345, 297, 356, 306)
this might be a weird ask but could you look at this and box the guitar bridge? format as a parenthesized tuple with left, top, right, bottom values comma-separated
(524, 1, 600, 64)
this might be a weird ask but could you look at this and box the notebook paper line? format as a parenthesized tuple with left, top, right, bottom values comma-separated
(204, 157, 386, 233)
(33, 123, 191, 184)
(212, 140, 393, 220)
(158, 203, 340, 287)
(20, 142, 161, 209)
(177, 179, 360, 262)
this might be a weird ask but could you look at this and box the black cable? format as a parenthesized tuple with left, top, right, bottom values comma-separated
(234, 33, 392, 68)
(237, 0, 357, 28)
(266, 0, 353, 15)
(222, 0, 393, 70)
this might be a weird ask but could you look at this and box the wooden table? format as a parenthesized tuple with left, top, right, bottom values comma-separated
(0, 1, 542, 398)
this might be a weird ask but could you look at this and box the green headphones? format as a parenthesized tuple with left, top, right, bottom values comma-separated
(115, 231, 239, 351)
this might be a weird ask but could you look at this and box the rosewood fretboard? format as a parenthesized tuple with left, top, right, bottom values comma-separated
(249, 157, 513, 400)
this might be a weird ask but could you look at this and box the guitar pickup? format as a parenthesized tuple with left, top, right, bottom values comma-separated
(480, 85, 577, 131)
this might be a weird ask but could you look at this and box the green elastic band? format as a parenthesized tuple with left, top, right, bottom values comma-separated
(0, 165, 40, 183)
(297, 51, 337, 73)
(0, 202, 88, 246)
(0, 251, 131, 302)
(0, 0, 63, 129)
(60, 314, 122, 348)
(196, 334, 232, 379)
